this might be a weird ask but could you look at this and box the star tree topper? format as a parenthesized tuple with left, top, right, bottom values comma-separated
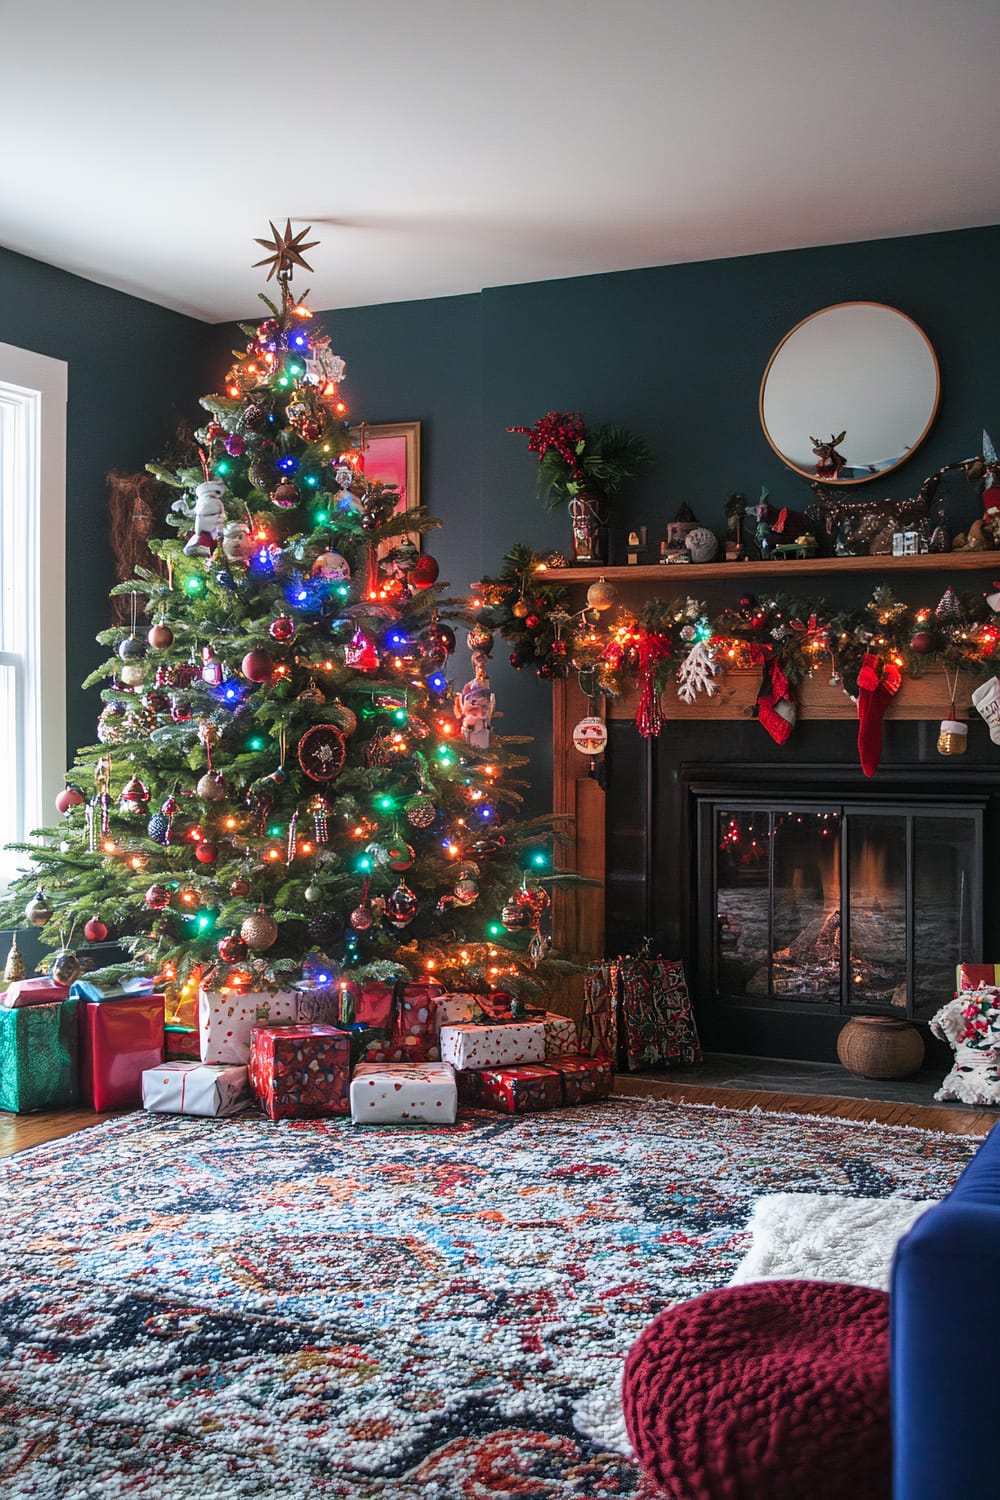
(253, 219, 320, 282)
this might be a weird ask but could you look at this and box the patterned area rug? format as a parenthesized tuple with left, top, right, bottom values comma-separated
(0, 1098, 977, 1499)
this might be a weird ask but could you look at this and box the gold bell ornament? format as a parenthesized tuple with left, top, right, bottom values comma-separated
(937, 719, 968, 756)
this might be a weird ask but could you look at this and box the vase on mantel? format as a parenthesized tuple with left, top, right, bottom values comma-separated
(569, 490, 609, 565)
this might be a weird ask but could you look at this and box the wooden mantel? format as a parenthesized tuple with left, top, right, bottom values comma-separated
(549, 552, 1000, 961)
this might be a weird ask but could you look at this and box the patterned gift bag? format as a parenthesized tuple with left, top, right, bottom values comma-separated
(582, 959, 702, 1072)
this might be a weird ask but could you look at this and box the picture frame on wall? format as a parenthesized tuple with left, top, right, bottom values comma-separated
(350, 422, 421, 553)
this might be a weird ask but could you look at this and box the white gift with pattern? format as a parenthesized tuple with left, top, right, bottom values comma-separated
(543, 1011, 579, 1058)
(198, 988, 297, 1065)
(141, 1061, 250, 1116)
(439, 1020, 545, 1071)
(350, 1061, 458, 1124)
(434, 993, 481, 1033)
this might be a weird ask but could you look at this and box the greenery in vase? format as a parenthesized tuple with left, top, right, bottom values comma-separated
(508, 411, 653, 509)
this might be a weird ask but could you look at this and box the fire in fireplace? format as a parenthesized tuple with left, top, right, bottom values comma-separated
(698, 796, 982, 1023)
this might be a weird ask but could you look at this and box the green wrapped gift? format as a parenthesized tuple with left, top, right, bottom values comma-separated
(0, 999, 79, 1113)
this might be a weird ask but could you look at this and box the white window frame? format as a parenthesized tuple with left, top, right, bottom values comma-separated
(0, 342, 67, 891)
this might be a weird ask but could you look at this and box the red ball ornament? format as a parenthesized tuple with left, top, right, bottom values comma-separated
(387, 841, 415, 871)
(147, 623, 174, 650)
(524, 614, 540, 630)
(269, 616, 295, 642)
(411, 554, 440, 589)
(385, 881, 418, 928)
(229, 877, 251, 897)
(218, 931, 247, 964)
(83, 916, 108, 943)
(55, 785, 86, 814)
(195, 842, 218, 864)
(145, 884, 171, 911)
(242, 649, 274, 682)
(910, 630, 936, 654)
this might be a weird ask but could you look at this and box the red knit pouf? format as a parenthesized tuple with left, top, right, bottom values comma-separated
(622, 1279, 890, 1500)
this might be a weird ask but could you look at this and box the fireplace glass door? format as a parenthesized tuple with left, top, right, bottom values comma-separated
(706, 799, 981, 1020)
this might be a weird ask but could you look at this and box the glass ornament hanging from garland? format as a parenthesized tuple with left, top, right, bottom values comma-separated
(385, 881, 418, 928)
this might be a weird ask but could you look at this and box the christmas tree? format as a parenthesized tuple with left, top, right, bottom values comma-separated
(1, 223, 575, 1013)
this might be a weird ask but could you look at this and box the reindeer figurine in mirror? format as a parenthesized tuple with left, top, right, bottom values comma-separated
(810, 432, 847, 482)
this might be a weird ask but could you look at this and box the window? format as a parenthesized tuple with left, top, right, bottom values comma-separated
(0, 342, 67, 887)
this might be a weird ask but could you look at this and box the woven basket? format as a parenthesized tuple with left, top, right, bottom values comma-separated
(836, 1017, 925, 1079)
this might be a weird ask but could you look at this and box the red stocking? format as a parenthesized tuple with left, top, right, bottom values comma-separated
(857, 653, 902, 777)
(751, 646, 796, 744)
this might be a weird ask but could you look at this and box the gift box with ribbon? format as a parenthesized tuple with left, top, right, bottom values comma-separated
(142, 1061, 250, 1117)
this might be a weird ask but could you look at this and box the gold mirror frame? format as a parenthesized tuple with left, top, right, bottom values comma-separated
(759, 302, 941, 487)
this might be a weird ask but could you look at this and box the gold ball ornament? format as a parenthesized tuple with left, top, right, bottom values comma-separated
(196, 771, 229, 802)
(512, 599, 530, 620)
(25, 889, 53, 926)
(586, 578, 618, 612)
(240, 909, 279, 951)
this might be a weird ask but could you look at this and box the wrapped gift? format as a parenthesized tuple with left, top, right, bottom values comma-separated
(78, 990, 165, 1111)
(956, 963, 1000, 992)
(248, 1024, 351, 1120)
(478, 1064, 563, 1114)
(583, 959, 702, 1071)
(477, 992, 514, 1021)
(294, 983, 344, 1026)
(1, 976, 70, 1010)
(543, 1011, 579, 1058)
(456, 1069, 484, 1107)
(142, 1061, 250, 1117)
(165, 1024, 200, 1060)
(435, 993, 481, 1033)
(0, 999, 79, 1113)
(350, 1061, 458, 1125)
(356, 982, 395, 1030)
(198, 988, 297, 1065)
(439, 1020, 545, 1071)
(552, 1053, 614, 1104)
(390, 982, 443, 1061)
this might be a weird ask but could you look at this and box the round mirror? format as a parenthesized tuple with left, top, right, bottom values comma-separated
(759, 302, 940, 486)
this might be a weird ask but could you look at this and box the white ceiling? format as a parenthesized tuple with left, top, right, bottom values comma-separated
(4, 0, 999, 324)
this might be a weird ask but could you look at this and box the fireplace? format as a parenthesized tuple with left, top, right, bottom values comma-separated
(596, 712, 999, 1062)
(696, 795, 982, 1022)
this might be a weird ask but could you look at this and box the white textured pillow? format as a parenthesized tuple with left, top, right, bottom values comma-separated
(728, 1191, 936, 1291)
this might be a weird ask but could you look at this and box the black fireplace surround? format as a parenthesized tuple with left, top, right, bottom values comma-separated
(604, 713, 998, 1064)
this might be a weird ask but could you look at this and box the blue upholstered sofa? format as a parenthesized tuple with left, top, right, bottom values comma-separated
(891, 1120, 1000, 1499)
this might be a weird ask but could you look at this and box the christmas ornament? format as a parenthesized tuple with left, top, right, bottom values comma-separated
(119, 662, 146, 687)
(181, 478, 227, 556)
(271, 481, 299, 509)
(586, 578, 617, 612)
(327, 701, 359, 737)
(935, 587, 962, 621)
(230, 876, 251, 897)
(97, 703, 127, 745)
(308, 793, 331, 843)
(218, 932, 248, 964)
(387, 841, 414, 871)
(344, 628, 380, 671)
(222, 521, 255, 563)
(25, 889, 52, 926)
(55, 784, 86, 814)
(296, 680, 326, 706)
(240, 909, 279, 950)
(269, 615, 296, 642)
(455, 663, 495, 749)
(169, 695, 192, 723)
(365, 841, 391, 868)
(411, 554, 440, 589)
(201, 646, 224, 687)
(856, 653, 902, 777)
(349, 901, 374, 932)
(910, 630, 936, 654)
(311, 549, 351, 581)
(572, 716, 608, 756)
(297, 724, 347, 781)
(196, 771, 228, 802)
(83, 916, 108, 943)
(246, 765, 287, 831)
(118, 635, 146, 661)
(50, 949, 82, 986)
(3, 934, 25, 983)
(242, 649, 274, 682)
(385, 881, 418, 928)
(436, 893, 458, 913)
(501, 894, 534, 931)
(523, 885, 551, 915)
(467, 624, 494, 654)
(304, 883, 322, 903)
(144, 884, 171, 910)
(453, 876, 479, 905)
(676, 640, 719, 704)
(405, 794, 436, 829)
(143, 690, 170, 714)
(148, 794, 178, 845)
(195, 841, 218, 864)
(118, 775, 150, 815)
(147, 623, 174, 650)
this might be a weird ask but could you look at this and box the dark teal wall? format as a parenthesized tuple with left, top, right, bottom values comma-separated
(0, 247, 213, 757)
(313, 224, 1000, 808)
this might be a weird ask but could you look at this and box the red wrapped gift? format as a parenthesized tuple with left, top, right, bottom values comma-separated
(478, 1064, 563, 1114)
(1, 976, 70, 1010)
(165, 1024, 200, 1060)
(456, 1069, 484, 1107)
(79, 993, 165, 1111)
(390, 981, 443, 1060)
(956, 963, 1000, 992)
(248, 1024, 351, 1120)
(355, 982, 395, 1029)
(552, 1053, 614, 1104)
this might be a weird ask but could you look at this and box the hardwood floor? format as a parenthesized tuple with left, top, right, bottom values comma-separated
(0, 1076, 993, 1156)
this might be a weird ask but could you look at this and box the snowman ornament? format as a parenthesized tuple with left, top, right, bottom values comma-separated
(178, 480, 228, 557)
